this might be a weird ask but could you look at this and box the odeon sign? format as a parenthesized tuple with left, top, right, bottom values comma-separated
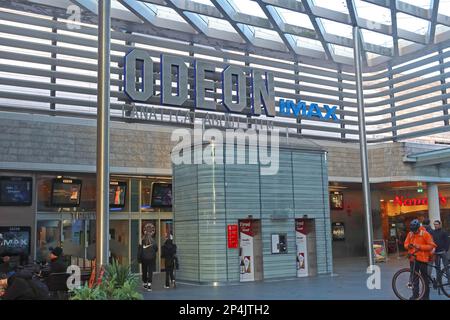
(123, 49, 339, 122)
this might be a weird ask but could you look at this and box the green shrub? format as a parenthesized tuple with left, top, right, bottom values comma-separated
(70, 259, 142, 300)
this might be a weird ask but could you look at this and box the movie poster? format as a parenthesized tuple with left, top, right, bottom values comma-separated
(296, 220, 308, 277)
(239, 220, 254, 282)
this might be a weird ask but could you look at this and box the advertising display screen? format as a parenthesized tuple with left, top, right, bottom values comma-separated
(332, 222, 345, 241)
(109, 181, 127, 208)
(330, 191, 344, 210)
(0, 177, 32, 206)
(51, 178, 82, 207)
(0, 226, 31, 256)
(151, 183, 172, 208)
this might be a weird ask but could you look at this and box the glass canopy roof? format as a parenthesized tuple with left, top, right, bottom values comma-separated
(12, 0, 450, 67)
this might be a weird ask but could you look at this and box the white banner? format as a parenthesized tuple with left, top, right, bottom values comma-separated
(239, 221, 254, 282)
(296, 230, 308, 277)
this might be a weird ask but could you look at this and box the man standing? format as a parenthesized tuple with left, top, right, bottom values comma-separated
(404, 219, 436, 300)
(431, 220, 449, 275)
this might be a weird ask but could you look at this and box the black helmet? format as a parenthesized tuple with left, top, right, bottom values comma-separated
(410, 219, 420, 232)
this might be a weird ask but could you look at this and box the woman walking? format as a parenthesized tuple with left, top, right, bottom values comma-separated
(138, 233, 158, 292)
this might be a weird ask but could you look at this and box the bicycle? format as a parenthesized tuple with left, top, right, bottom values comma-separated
(392, 250, 450, 300)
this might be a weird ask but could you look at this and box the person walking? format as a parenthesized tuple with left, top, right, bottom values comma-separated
(138, 234, 158, 292)
(431, 220, 449, 276)
(161, 234, 177, 289)
(404, 219, 436, 300)
(422, 218, 433, 234)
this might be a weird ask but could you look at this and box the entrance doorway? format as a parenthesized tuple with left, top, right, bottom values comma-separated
(238, 219, 263, 282)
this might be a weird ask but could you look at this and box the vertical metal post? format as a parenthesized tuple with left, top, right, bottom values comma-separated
(387, 64, 398, 141)
(337, 66, 345, 139)
(50, 17, 57, 112)
(353, 26, 374, 267)
(438, 50, 449, 126)
(96, 0, 111, 271)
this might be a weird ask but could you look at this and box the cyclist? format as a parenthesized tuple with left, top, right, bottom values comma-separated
(404, 219, 436, 300)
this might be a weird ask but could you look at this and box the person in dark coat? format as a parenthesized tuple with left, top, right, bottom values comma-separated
(0, 271, 49, 300)
(432, 220, 449, 276)
(422, 218, 433, 234)
(138, 234, 158, 292)
(40, 247, 67, 281)
(161, 235, 177, 289)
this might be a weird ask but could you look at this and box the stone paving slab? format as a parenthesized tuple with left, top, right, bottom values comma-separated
(141, 257, 448, 300)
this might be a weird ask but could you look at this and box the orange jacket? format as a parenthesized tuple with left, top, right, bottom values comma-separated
(404, 229, 436, 263)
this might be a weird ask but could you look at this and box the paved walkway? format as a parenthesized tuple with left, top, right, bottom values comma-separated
(141, 256, 448, 300)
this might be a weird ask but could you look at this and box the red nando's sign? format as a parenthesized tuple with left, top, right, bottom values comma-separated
(393, 194, 447, 207)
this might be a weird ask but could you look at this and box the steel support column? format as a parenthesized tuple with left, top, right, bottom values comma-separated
(353, 25, 374, 267)
(96, 0, 111, 271)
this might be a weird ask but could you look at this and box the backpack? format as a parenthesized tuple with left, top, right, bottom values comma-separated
(141, 241, 157, 261)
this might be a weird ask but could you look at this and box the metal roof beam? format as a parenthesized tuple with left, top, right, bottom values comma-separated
(301, 0, 335, 62)
(346, 0, 368, 65)
(390, 0, 399, 56)
(165, 0, 207, 35)
(209, 0, 255, 45)
(70, 0, 97, 15)
(119, 0, 196, 33)
(428, 0, 440, 44)
(168, 0, 222, 19)
(255, 0, 298, 56)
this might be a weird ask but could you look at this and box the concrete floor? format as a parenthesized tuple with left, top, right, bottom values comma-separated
(141, 256, 448, 300)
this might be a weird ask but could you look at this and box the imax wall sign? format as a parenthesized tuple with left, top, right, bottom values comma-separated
(123, 49, 339, 122)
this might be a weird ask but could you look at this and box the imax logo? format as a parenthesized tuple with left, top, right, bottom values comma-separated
(279, 99, 339, 122)
(1, 239, 28, 247)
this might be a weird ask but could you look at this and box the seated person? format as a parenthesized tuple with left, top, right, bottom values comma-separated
(0, 271, 49, 300)
(0, 255, 13, 276)
(40, 247, 67, 279)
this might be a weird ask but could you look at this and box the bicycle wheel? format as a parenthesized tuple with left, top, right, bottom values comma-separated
(392, 268, 426, 300)
(437, 264, 450, 298)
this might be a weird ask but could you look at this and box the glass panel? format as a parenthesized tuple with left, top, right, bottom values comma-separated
(109, 220, 130, 265)
(411, 0, 433, 9)
(289, 35, 325, 52)
(36, 220, 61, 263)
(312, 0, 349, 13)
(319, 18, 353, 38)
(193, 14, 237, 33)
(62, 219, 86, 267)
(229, 0, 267, 18)
(130, 220, 140, 273)
(131, 179, 139, 212)
(273, 7, 314, 29)
(354, 0, 392, 25)
(396, 12, 430, 35)
(438, 0, 450, 17)
(361, 29, 393, 47)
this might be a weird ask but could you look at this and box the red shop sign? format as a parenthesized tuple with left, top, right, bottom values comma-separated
(227, 224, 239, 249)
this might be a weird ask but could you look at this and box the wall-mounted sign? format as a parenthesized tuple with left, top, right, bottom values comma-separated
(123, 50, 339, 122)
(392, 194, 447, 206)
(271, 233, 288, 254)
(0, 226, 31, 256)
(227, 224, 238, 249)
